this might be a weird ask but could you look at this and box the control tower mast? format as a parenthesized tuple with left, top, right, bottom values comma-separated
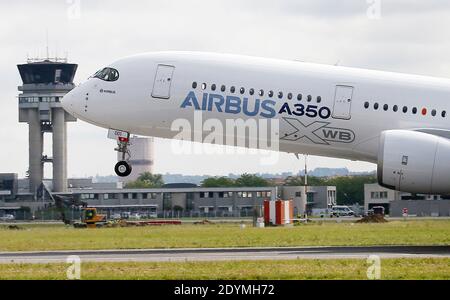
(17, 58, 78, 194)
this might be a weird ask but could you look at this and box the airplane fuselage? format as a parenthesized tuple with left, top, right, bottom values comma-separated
(62, 52, 450, 193)
(65, 52, 450, 163)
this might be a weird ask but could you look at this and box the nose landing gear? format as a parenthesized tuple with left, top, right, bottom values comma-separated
(115, 161, 132, 177)
(109, 129, 133, 177)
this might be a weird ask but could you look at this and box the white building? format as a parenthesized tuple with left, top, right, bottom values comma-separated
(364, 183, 450, 216)
(279, 185, 336, 215)
(364, 183, 399, 214)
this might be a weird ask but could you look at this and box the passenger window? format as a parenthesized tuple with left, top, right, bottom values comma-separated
(259, 89, 264, 96)
(278, 92, 283, 99)
(374, 103, 379, 110)
(383, 104, 388, 111)
(240, 87, 245, 94)
(192, 82, 197, 89)
(442, 111, 447, 118)
(287, 93, 293, 100)
(393, 105, 398, 112)
(317, 96, 322, 103)
(431, 109, 437, 116)
(230, 86, 236, 93)
(403, 106, 408, 113)
(201, 83, 207, 90)
(307, 95, 312, 102)
(268, 91, 274, 97)
(412, 107, 417, 114)
(297, 94, 302, 101)
(211, 84, 216, 91)
(249, 88, 255, 95)
(364, 102, 369, 109)
(221, 85, 226, 92)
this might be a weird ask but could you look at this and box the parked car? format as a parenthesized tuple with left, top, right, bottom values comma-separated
(141, 212, 157, 219)
(129, 213, 141, 220)
(0, 214, 15, 221)
(372, 206, 386, 216)
(330, 206, 355, 217)
(311, 208, 329, 218)
(120, 212, 131, 219)
(110, 213, 122, 220)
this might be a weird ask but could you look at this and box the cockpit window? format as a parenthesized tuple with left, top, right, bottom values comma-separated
(93, 67, 119, 82)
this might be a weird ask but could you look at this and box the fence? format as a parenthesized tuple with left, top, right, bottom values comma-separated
(1, 208, 261, 221)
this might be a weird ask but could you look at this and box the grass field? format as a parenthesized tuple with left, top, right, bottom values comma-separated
(0, 258, 449, 279)
(0, 220, 449, 252)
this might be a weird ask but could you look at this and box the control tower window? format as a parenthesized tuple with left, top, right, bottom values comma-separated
(93, 67, 119, 82)
(55, 69, 62, 82)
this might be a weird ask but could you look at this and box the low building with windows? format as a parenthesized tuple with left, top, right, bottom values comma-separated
(71, 186, 277, 218)
(0, 174, 18, 201)
(72, 185, 336, 217)
(0, 173, 337, 219)
(364, 183, 397, 214)
(364, 183, 450, 216)
(279, 185, 336, 215)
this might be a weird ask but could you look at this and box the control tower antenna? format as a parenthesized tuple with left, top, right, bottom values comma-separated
(46, 30, 49, 60)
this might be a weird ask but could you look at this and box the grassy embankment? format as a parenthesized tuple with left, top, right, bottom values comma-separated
(0, 220, 449, 252)
(0, 258, 449, 280)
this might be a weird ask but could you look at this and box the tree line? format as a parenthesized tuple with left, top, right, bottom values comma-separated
(125, 172, 377, 205)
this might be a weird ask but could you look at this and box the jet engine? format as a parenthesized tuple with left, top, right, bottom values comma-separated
(377, 130, 450, 194)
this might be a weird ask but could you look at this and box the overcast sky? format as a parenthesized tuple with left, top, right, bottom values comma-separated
(1, 0, 450, 178)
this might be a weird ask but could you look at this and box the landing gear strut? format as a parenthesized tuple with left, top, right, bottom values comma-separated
(109, 129, 133, 177)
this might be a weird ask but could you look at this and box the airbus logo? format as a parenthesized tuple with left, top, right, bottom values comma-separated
(281, 118, 355, 145)
(100, 89, 116, 94)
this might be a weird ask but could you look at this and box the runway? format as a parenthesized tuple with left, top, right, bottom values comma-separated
(0, 246, 449, 263)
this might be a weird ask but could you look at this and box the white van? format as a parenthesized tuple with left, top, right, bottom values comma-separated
(330, 206, 355, 217)
(0, 214, 15, 221)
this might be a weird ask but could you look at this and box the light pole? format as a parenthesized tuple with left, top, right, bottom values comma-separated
(304, 154, 308, 218)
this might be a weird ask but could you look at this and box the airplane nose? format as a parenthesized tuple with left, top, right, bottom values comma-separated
(61, 91, 73, 112)
(62, 86, 83, 117)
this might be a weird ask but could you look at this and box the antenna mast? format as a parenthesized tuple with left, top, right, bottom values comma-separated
(46, 30, 49, 60)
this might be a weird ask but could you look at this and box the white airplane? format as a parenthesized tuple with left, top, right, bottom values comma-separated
(62, 51, 450, 194)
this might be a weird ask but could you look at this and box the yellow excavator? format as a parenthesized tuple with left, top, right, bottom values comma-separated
(75, 207, 108, 228)
(53, 195, 108, 228)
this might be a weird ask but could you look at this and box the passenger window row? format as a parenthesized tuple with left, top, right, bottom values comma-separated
(364, 101, 447, 118)
(192, 82, 322, 103)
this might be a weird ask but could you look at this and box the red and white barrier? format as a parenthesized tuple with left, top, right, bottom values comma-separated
(264, 200, 294, 225)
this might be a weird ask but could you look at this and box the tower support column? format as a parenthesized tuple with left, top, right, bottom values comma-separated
(52, 108, 66, 192)
(28, 109, 43, 194)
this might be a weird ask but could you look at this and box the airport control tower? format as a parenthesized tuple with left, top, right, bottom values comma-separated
(17, 58, 78, 194)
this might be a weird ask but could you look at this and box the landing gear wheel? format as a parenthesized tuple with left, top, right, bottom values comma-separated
(115, 161, 132, 177)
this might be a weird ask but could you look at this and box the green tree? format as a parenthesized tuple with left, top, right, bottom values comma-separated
(284, 174, 377, 205)
(201, 174, 269, 187)
(235, 173, 270, 187)
(324, 175, 377, 205)
(201, 177, 235, 187)
(125, 172, 164, 189)
(284, 176, 304, 186)
(285, 175, 325, 186)
(305, 176, 326, 186)
(173, 205, 184, 212)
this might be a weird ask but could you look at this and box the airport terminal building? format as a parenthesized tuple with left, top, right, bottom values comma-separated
(0, 174, 336, 219)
